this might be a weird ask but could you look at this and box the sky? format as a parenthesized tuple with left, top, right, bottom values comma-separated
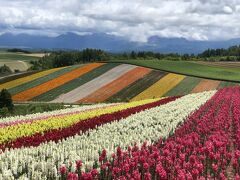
(0, 0, 239, 42)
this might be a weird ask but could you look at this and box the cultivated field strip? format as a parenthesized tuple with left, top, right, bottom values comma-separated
(32, 63, 120, 102)
(79, 67, 152, 103)
(51, 64, 137, 103)
(107, 70, 167, 102)
(12, 63, 104, 101)
(164, 76, 202, 97)
(218, 81, 238, 89)
(191, 79, 221, 93)
(1, 62, 238, 104)
(0, 91, 215, 179)
(8, 65, 82, 95)
(0, 67, 63, 90)
(131, 73, 185, 101)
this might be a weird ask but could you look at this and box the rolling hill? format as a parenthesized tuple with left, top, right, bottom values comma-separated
(0, 62, 238, 104)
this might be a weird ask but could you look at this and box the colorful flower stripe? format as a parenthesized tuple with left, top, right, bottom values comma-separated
(12, 63, 104, 101)
(0, 98, 159, 144)
(0, 96, 179, 151)
(0, 67, 64, 90)
(164, 76, 202, 97)
(63, 87, 233, 179)
(131, 73, 185, 101)
(8, 65, 82, 95)
(79, 67, 152, 103)
(107, 70, 166, 102)
(51, 64, 136, 103)
(0, 103, 122, 128)
(0, 91, 215, 179)
(32, 63, 120, 102)
(191, 79, 221, 93)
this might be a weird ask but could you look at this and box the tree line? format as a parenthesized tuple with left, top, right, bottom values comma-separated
(199, 45, 240, 61)
(13, 44, 240, 70)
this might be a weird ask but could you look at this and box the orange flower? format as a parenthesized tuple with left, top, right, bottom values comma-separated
(191, 79, 220, 93)
(12, 63, 104, 101)
(79, 67, 152, 103)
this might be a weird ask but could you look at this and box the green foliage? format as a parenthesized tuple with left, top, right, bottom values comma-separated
(2, 103, 66, 118)
(199, 45, 240, 59)
(0, 64, 12, 76)
(0, 107, 9, 117)
(30, 49, 108, 70)
(7, 48, 30, 54)
(0, 89, 14, 111)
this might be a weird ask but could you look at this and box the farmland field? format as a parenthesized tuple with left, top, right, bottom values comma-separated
(0, 51, 40, 72)
(108, 60, 240, 82)
(0, 62, 239, 103)
(1, 87, 240, 179)
(0, 61, 240, 179)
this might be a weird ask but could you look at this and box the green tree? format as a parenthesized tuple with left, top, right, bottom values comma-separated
(0, 89, 14, 111)
(0, 64, 12, 75)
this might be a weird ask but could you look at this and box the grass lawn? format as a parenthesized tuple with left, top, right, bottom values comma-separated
(107, 60, 240, 82)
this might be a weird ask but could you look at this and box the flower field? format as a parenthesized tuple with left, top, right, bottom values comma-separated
(12, 63, 104, 101)
(79, 67, 152, 103)
(0, 88, 228, 179)
(0, 63, 238, 103)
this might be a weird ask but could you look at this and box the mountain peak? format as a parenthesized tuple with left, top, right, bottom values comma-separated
(0, 32, 240, 53)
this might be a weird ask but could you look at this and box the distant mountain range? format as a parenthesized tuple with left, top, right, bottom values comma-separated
(0, 32, 240, 54)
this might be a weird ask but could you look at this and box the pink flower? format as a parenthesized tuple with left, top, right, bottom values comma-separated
(101, 149, 107, 159)
(143, 162, 149, 171)
(212, 163, 218, 172)
(156, 164, 167, 179)
(90, 169, 99, 177)
(67, 172, 78, 180)
(76, 160, 82, 169)
(59, 165, 67, 175)
(219, 172, 226, 180)
(144, 172, 151, 180)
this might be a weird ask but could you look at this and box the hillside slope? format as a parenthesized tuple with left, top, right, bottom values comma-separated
(0, 63, 238, 103)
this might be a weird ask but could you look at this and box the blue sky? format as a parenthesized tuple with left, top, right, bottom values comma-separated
(0, 0, 239, 42)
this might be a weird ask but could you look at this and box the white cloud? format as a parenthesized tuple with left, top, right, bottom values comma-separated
(0, 0, 239, 42)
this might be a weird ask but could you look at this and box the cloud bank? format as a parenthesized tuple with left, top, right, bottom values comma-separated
(0, 0, 239, 42)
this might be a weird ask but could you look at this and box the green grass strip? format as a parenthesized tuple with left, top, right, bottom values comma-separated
(8, 65, 82, 95)
(107, 70, 166, 102)
(0, 53, 38, 61)
(164, 76, 202, 97)
(33, 63, 121, 102)
(107, 60, 240, 82)
(218, 81, 239, 89)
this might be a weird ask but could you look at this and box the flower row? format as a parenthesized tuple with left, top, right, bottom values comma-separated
(0, 91, 215, 179)
(61, 87, 236, 179)
(0, 98, 159, 144)
(0, 103, 121, 127)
